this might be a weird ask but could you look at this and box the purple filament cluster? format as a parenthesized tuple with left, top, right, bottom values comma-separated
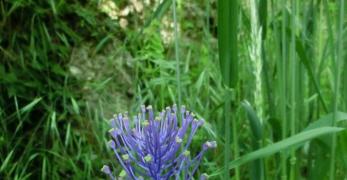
(101, 105, 216, 180)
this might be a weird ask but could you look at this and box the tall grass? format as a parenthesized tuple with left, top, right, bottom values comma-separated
(289, 0, 297, 179)
(172, 0, 182, 112)
(1, 0, 346, 179)
(280, 1, 288, 179)
(248, 0, 264, 179)
(329, 0, 345, 179)
(217, 0, 240, 179)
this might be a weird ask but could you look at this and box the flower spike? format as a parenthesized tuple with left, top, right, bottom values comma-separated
(102, 105, 216, 179)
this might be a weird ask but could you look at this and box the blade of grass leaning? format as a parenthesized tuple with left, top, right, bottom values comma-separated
(218, 0, 239, 179)
(330, 0, 344, 179)
(305, 112, 347, 131)
(241, 100, 264, 180)
(0, 150, 14, 173)
(282, 13, 329, 114)
(11, 97, 42, 136)
(133, 0, 172, 42)
(20, 97, 42, 113)
(295, 36, 328, 112)
(242, 101, 263, 140)
(71, 97, 80, 115)
(230, 127, 344, 169)
(209, 127, 344, 177)
(283, 112, 347, 154)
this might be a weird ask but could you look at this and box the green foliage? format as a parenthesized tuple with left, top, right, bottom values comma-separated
(0, 0, 117, 179)
(217, 0, 240, 178)
(1, 0, 346, 179)
(212, 127, 344, 175)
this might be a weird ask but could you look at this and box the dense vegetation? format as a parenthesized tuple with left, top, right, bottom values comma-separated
(0, 0, 346, 179)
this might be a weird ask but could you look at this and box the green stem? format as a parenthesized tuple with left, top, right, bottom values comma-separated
(280, 0, 288, 179)
(232, 102, 240, 180)
(289, 0, 297, 179)
(329, 0, 344, 179)
(172, 0, 181, 110)
(217, 0, 240, 179)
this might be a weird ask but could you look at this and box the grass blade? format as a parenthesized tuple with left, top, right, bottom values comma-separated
(172, 0, 181, 111)
(133, 0, 172, 42)
(286, 112, 347, 153)
(0, 150, 14, 172)
(329, 0, 344, 178)
(210, 127, 344, 177)
(229, 127, 343, 169)
(20, 97, 42, 114)
(305, 112, 347, 131)
(218, 1, 239, 87)
(218, 0, 239, 178)
(280, 1, 288, 178)
(241, 100, 264, 180)
(242, 101, 263, 140)
(289, 0, 297, 178)
(295, 37, 328, 112)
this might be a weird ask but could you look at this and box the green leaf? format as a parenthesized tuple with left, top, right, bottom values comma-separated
(241, 100, 264, 180)
(218, 0, 239, 88)
(143, 0, 172, 28)
(294, 112, 347, 149)
(241, 100, 263, 140)
(20, 97, 42, 113)
(281, 112, 347, 157)
(133, 0, 172, 42)
(71, 97, 80, 115)
(258, 0, 267, 39)
(94, 35, 113, 54)
(218, 0, 239, 178)
(210, 127, 344, 177)
(0, 150, 14, 172)
(119, 170, 127, 177)
(305, 112, 347, 131)
(294, 31, 328, 112)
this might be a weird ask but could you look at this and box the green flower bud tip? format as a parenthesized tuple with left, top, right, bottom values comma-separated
(142, 120, 149, 127)
(144, 154, 152, 162)
(175, 136, 182, 143)
(122, 154, 129, 161)
(119, 170, 127, 177)
(183, 150, 190, 157)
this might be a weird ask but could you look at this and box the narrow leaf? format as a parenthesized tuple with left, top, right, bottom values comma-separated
(242, 100, 263, 140)
(0, 150, 14, 172)
(20, 97, 42, 113)
(210, 127, 344, 176)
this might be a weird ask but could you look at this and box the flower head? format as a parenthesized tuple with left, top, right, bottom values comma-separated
(102, 105, 216, 179)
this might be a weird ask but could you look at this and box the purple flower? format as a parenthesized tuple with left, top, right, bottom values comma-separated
(102, 105, 216, 180)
